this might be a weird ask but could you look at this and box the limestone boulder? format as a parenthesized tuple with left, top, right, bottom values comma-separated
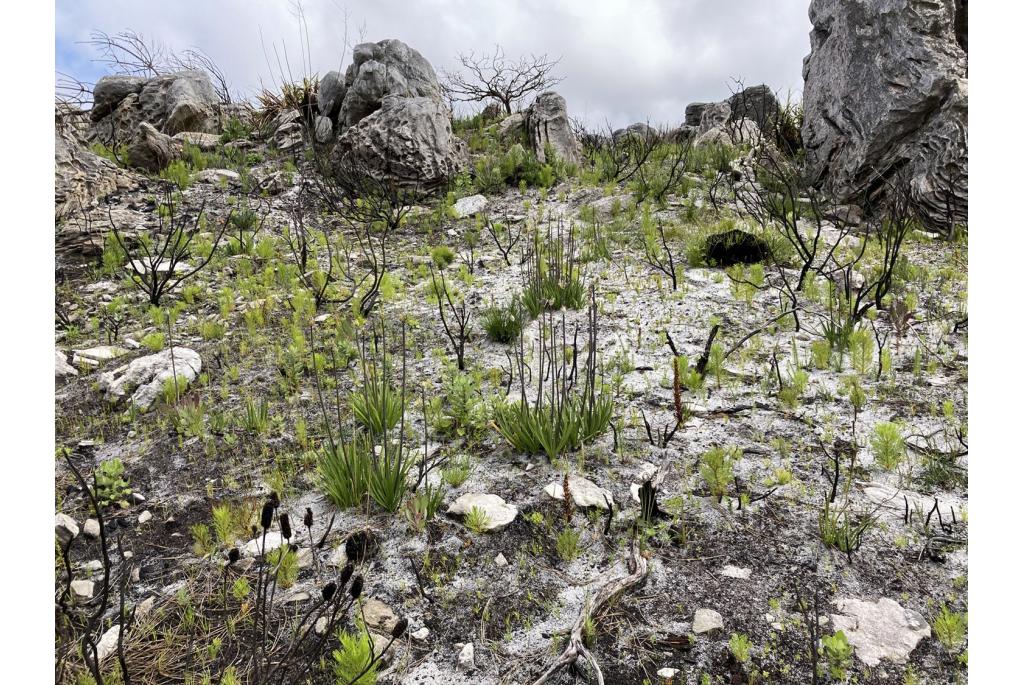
(524, 92, 581, 166)
(338, 39, 442, 128)
(333, 95, 466, 190)
(801, 0, 968, 229)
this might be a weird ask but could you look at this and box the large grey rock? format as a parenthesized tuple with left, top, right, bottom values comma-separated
(338, 39, 442, 128)
(98, 347, 202, 410)
(726, 84, 781, 133)
(333, 95, 466, 190)
(525, 92, 581, 166)
(91, 76, 147, 121)
(318, 70, 346, 122)
(612, 122, 658, 143)
(695, 117, 760, 148)
(138, 71, 221, 134)
(314, 115, 333, 144)
(801, 0, 967, 230)
(697, 102, 732, 136)
(831, 597, 931, 666)
(173, 131, 220, 151)
(685, 102, 711, 127)
(55, 124, 136, 221)
(127, 122, 183, 172)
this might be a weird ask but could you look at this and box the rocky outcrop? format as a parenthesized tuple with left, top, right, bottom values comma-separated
(89, 70, 222, 142)
(138, 71, 221, 134)
(91, 76, 147, 121)
(337, 39, 442, 128)
(684, 85, 778, 143)
(333, 95, 466, 190)
(726, 85, 781, 133)
(524, 91, 581, 165)
(127, 122, 183, 172)
(326, 39, 465, 190)
(55, 122, 137, 221)
(801, 0, 967, 229)
(318, 70, 346, 122)
(612, 122, 658, 143)
(684, 102, 710, 127)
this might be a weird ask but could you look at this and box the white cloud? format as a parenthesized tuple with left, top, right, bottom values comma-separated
(56, 0, 811, 128)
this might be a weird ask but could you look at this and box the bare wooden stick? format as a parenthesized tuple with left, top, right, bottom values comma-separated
(529, 538, 649, 685)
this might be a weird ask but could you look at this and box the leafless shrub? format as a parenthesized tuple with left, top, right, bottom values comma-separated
(108, 188, 231, 306)
(442, 45, 563, 114)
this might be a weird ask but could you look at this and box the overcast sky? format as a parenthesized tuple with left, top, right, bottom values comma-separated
(56, 0, 812, 129)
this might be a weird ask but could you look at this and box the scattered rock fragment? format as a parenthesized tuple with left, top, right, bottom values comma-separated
(692, 608, 724, 634)
(831, 597, 930, 666)
(70, 579, 96, 601)
(447, 493, 518, 532)
(452, 194, 488, 219)
(720, 565, 752, 580)
(56, 513, 79, 545)
(83, 518, 101, 539)
(457, 642, 475, 672)
(98, 347, 202, 410)
(362, 598, 399, 633)
(544, 475, 613, 509)
(56, 350, 78, 378)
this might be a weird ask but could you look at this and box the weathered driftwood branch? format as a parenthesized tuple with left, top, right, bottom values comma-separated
(530, 538, 650, 685)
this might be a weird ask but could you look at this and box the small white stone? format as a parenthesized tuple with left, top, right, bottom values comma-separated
(543, 475, 613, 509)
(71, 579, 96, 600)
(692, 608, 724, 634)
(137, 510, 153, 525)
(831, 597, 930, 667)
(95, 625, 121, 663)
(315, 616, 329, 635)
(412, 627, 430, 641)
(240, 531, 286, 557)
(83, 518, 101, 539)
(720, 565, 751, 580)
(457, 642, 475, 672)
(452, 194, 488, 219)
(657, 667, 680, 680)
(494, 553, 508, 568)
(137, 597, 155, 616)
(56, 513, 79, 545)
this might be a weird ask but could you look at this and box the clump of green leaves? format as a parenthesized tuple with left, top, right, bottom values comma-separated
(699, 446, 740, 501)
(820, 630, 852, 680)
(266, 545, 299, 588)
(932, 605, 967, 653)
(871, 421, 907, 471)
(95, 458, 132, 508)
(332, 623, 378, 685)
(441, 455, 472, 487)
(464, 506, 491, 533)
(351, 374, 403, 436)
(729, 633, 753, 664)
(318, 438, 372, 509)
(481, 298, 527, 344)
(430, 245, 457, 268)
(404, 483, 444, 532)
(556, 527, 582, 561)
